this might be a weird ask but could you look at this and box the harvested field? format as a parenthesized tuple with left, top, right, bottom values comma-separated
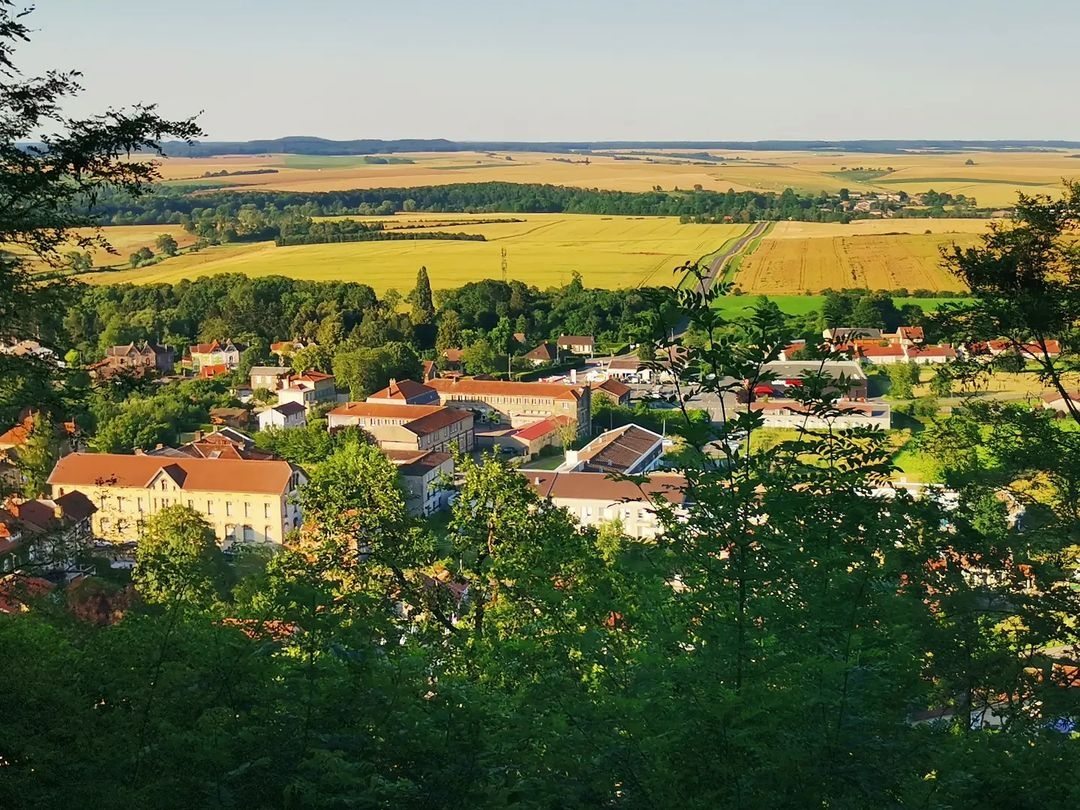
(734, 231, 978, 294)
(151, 149, 1080, 203)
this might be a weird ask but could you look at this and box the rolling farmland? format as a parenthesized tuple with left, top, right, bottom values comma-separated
(82, 215, 748, 293)
(732, 220, 986, 294)
(153, 149, 1080, 203)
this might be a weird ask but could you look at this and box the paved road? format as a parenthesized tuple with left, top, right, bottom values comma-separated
(701, 220, 770, 293)
(672, 220, 771, 337)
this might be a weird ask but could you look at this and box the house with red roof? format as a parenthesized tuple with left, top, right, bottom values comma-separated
(524, 342, 558, 367)
(186, 339, 245, 372)
(276, 370, 338, 411)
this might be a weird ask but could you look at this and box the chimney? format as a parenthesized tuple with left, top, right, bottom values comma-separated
(389, 378, 398, 394)
(534, 476, 542, 485)
(569, 368, 577, 384)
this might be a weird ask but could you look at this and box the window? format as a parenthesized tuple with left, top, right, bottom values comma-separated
(137, 498, 143, 512)
(160, 480, 167, 491)
(115, 496, 123, 511)
(187, 499, 193, 509)
(264, 503, 270, 519)
(243, 525, 255, 542)
(225, 501, 232, 517)
(244, 502, 250, 518)
(207, 501, 213, 515)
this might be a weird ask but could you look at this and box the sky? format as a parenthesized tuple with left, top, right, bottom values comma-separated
(15, 0, 1080, 142)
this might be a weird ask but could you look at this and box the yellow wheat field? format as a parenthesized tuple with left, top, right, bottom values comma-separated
(81, 215, 747, 293)
(734, 232, 979, 293)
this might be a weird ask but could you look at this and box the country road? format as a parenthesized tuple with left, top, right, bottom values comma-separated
(671, 220, 772, 336)
(701, 220, 770, 293)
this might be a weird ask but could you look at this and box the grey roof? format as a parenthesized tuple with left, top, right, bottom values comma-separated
(763, 360, 868, 382)
(250, 366, 291, 376)
(272, 402, 307, 416)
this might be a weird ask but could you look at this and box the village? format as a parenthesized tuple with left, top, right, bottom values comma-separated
(1, 319, 1072, 587)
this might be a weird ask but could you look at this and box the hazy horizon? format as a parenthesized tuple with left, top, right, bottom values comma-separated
(18, 0, 1080, 142)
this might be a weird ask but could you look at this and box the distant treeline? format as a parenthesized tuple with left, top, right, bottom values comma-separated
(200, 168, 279, 178)
(275, 219, 485, 246)
(155, 136, 1080, 157)
(88, 182, 988, 228)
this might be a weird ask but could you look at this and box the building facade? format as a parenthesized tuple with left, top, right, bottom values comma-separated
(187, 339, 245, 371)
(525, 471, 688, 539)
(327, 402, 475, 454)
(47, 454, 304, 546)
(276, 371, 337, 411)
(101, 342, 174, 376)
(428, 378, 591, 435)
(258, 402, 307, 431)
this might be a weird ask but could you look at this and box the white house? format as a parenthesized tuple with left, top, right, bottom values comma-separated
(258, 401, 307, 431)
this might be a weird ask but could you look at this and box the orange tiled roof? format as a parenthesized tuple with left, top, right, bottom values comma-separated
(48, 453, 295, 495)
(525, 471, 688, 505)
(429, 377, 585, 401)
(330, 402, 443, 420)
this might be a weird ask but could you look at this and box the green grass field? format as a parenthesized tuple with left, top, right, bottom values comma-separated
(711, 294, 971, 317)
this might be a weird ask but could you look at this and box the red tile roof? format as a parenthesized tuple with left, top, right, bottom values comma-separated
(524, 342, 557, 362)
(199, 363, 230, 379)
(48, 453, 295, 495)
(907, 345, 957, 359)
(514, 416, 571, 442)
(395, 451, 452, 477)
(329, 402, 443, 421)
(591, 378, 631, 398)
(402, 408, 472, 436)
(1042, 389, 1079, 404)
(857, 344, 905, 358)
(525, 471, 689, 505)
(0, 416, 33, 448)
(899, 326, 925, 341)
(429, 377, 585, 401)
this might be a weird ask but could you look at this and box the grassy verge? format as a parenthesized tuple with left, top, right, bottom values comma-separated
(677, 225, 752, 289)
(722, 221, 774, 285)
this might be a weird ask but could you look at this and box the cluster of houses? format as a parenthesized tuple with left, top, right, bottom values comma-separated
(1, 320, 1072, 586)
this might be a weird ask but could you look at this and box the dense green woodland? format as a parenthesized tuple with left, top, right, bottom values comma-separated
(1, 7, 1078, 808)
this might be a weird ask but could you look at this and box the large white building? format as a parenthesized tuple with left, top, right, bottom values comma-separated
(524, 471, 689, 539)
